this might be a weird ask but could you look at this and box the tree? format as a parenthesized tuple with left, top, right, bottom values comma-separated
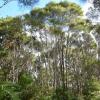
(0, 0, 40, 8)
(0, 1, 100, 100)
(93, 0, 100, 11)
(23, 1, 99, 99)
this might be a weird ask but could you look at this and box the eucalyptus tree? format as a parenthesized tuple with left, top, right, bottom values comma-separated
(22, 1, 100, 99)
(0, 1, 100, 99)
(0, 16, 34, 83)
(0, 16, 38, 99)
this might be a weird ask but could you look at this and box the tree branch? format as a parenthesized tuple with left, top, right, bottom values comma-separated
(0, 0, 14, 8)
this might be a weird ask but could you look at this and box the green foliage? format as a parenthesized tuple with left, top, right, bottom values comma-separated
(0, 1, 100, 100)
(0, 82, 21, 100)
(52, 87, 77, 100)
(83, 78, 100, 100)
(0, 73, 35, 100)
(69, 18, 92, 32)
(18, 72, 33, 88)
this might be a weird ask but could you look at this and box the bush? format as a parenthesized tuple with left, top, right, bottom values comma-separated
(0, 82, 20, 100)
(52, 87, 77, 100)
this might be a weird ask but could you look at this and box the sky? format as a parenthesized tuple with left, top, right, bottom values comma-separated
(0, 0, 89, 18)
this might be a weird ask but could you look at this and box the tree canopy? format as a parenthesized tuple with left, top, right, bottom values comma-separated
(0, 1, 100, 100)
